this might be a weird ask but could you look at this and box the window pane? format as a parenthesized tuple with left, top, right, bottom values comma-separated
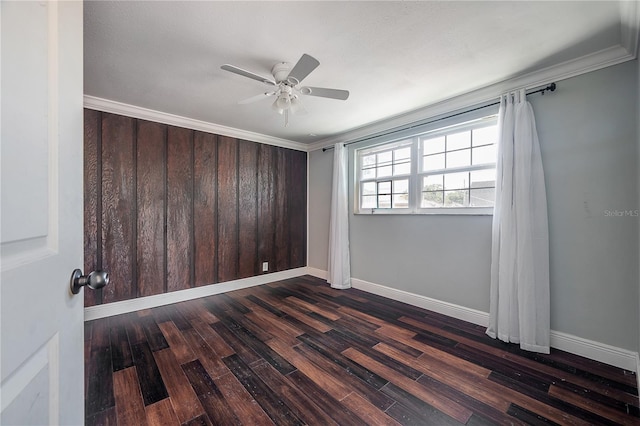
(470, 188, 495, 207)
(447, 149, 470, 168)
(393, 193, 409, 208)
(361, 168, 375, 180)
(423, 136, 445, 155)
(377, 151, 392, 166)
(394, 147, 411, 160)
(423, 174, 443, 191)
(393, 161, 410, 176)
(378, 181, 391, 194)
(421, 191, 443, 207)
(362, 154, 376, 167)
(472, 144, 496, 165)
(444, 190, 469, 207)
(444, 172, 469, 190)
(362, 181, 376, 195)
(472, 125, 497, 146)
(362, 195, 376, 209)
(423, 153, 445, 171)
(470, 169, 496, 188)
(378, 194, 391, 208)
(393, 179, 409, 194)
(377, 165, 392, 178)
(447, 131, 471, 150)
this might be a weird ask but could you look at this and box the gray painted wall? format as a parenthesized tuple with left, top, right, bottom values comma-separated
(308, 60, 639, 352)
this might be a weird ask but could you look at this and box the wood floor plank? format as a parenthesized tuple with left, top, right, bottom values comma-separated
(113, 367, 148, 426)
(276, 300, 333, 333)
(86, 319, 115, 417)
(182, 360, 240, 425)
(223, 355, 304, 425)
(145, 398, 180, 426)
(401, 315, 640, 406)
(267, 338, 353, 400)
(213, 372, 275, 425)
(294, 342, 395, 410)
(377, 342, 510, 410)
(190, 318, 234, 358)
(341, 391, 402, 426)
(342, 346, 474, 424)
(181, 328, 230, 379)
(158, 321, 196, 365)
(181, 414, 213, 426)
(548, 385, 639, 425)
(85, 407, 117, 426)
(131, 342, 169, 406)
(286, 370, 365, 425)
(110, 317, 134, 372)
(140, 315, 170, 352)
(153, 348, 205, 424)
(86, 275, 640, 426)
(210, 321, 262, 365)
(251, 361, 339, 425)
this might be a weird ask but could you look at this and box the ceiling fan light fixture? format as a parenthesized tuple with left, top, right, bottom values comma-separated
(276, 93, 291, 110)
(271, 99, 284, 115)
(289, 95, 301, 114)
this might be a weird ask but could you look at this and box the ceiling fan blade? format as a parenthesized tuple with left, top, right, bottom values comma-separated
(286, 54, 320, 84)
(221, 64, 276, 86)
(301, 86, 349, 101)
(238, 92, 276, 104)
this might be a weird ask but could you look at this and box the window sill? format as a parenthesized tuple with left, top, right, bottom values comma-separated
(355, 207, 493, 216)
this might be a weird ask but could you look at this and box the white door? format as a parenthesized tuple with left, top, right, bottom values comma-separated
(1, 1, 85, 424)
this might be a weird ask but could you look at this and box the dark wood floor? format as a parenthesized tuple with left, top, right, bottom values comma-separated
(85, 275, 639, 425)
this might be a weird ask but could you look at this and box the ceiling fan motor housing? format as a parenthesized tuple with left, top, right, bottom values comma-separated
(272, 62, 292, 83)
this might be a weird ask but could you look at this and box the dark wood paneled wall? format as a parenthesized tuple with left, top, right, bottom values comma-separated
(84, 110, 307, 306)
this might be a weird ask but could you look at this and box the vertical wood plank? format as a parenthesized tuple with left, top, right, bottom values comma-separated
(137, 120, 167, 297)
(238, 139, 258, 278)
(274, 148, 290, 271)
(167, 126, 194, 293)
(113, 367, 149, 426)
(257, 144, 275, 273)
(101, 112, 136, 303)
(84, 109, 100, 306)
(217, 136, 239, 282)
(193, 131, 217, 287)
(289, 149, 307, 268)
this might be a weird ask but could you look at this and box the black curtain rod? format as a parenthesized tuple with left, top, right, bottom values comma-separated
(322, 82, 557, 152)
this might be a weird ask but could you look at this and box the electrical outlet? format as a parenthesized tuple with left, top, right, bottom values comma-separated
(262, 262, 268, 272)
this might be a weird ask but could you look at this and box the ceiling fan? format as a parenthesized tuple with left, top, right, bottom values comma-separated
(221, 54, 349, 126)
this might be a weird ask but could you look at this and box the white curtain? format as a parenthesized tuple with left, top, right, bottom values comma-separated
(486, 89, 550, 353)
(327, 143, 351, 289)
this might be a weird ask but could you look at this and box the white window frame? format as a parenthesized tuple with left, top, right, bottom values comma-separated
(354, 115, 498, 215)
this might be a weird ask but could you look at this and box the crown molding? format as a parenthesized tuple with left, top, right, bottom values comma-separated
(620, 0, 640, 57)
(308, 43, 636, 152)
(83, 95, 309, 152)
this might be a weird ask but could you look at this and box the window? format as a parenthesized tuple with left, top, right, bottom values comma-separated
(356, 117, 498, 214)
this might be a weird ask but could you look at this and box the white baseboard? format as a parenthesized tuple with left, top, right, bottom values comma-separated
(324, 272, 639, 372)
(83, 267, 309, 321)
(549, 331, 638, 373)
(351, 277, 490, 327)
(306, 267, 327, 280)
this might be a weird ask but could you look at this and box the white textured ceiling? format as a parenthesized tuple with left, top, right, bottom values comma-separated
(84, 1, 628, 145)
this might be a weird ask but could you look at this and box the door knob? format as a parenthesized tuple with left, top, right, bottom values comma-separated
(70, 269, 109, 295)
